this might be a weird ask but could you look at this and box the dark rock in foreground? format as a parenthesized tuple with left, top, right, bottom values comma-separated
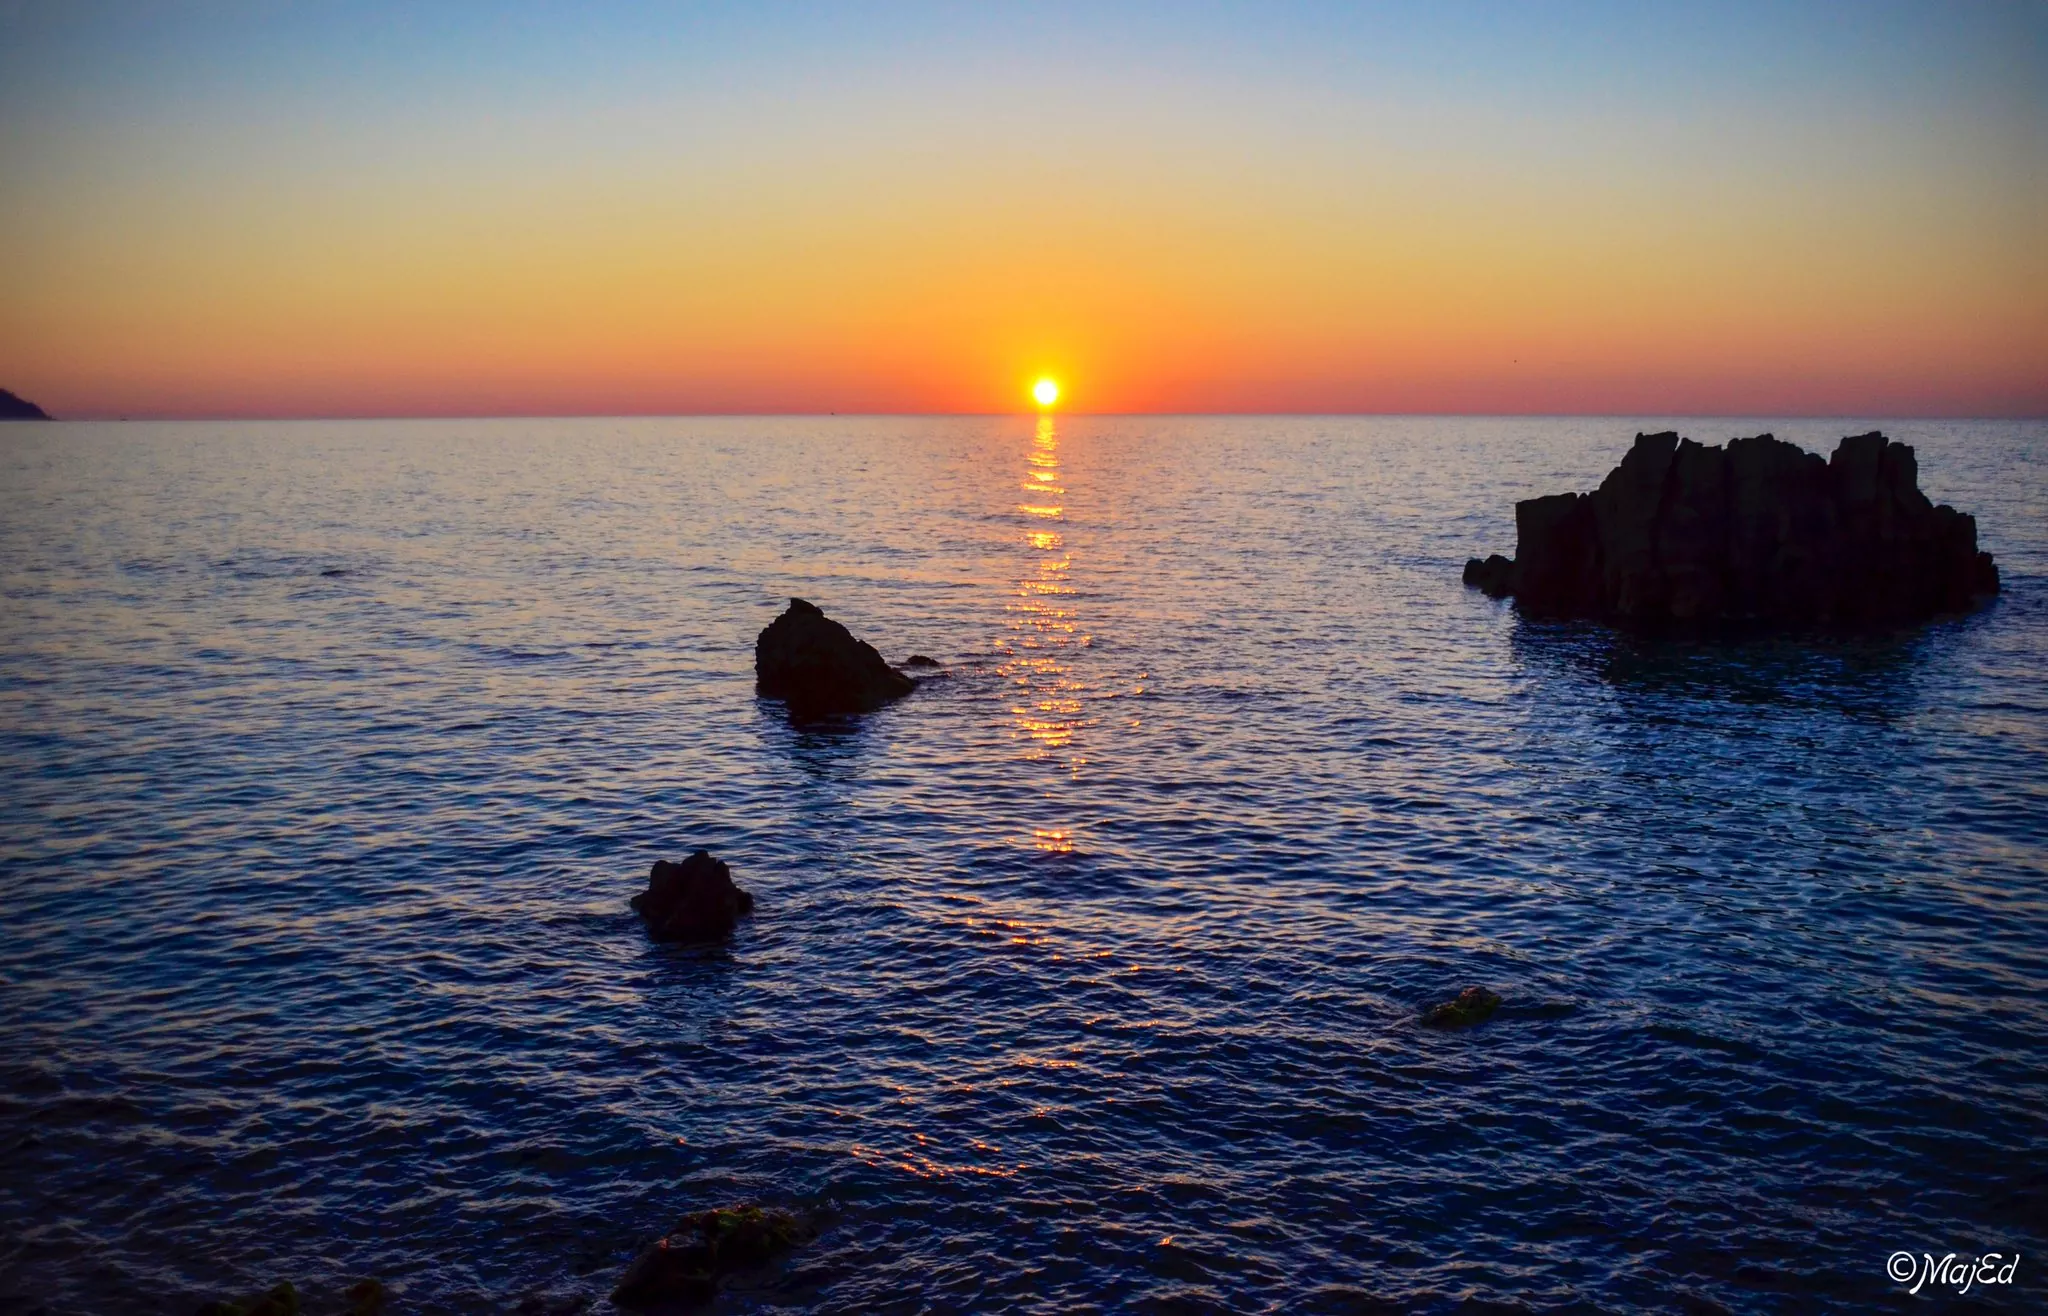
(0, 387, 51, 421)
(194, 1279, 385, 1316)
(612, 1204, 817, 1310)
(1421, 986, 1502, 1029)
(195, 1285, 299, 1316)
(755, 597, 916, 715)
(1463, 431, 1999, 626)
(631, 850, 754, 942)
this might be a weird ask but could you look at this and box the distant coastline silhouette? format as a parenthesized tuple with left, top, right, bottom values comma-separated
(0, 387, 51, 420)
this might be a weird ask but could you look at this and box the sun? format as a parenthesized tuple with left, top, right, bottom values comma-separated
(1032, 377, 1060, 408)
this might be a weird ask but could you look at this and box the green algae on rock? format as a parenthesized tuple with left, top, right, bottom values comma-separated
(612, 1203, 817, 1309)
(192, 1277, 388, 1316)
(1421, 986, 1502, 1029)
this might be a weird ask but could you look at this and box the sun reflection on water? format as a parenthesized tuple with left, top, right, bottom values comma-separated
(997, 416, 1094, 849)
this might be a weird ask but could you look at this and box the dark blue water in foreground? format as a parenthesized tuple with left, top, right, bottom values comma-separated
(1, 416, 2044, 1315)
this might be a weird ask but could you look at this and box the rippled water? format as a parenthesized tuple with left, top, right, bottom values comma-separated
(2, 416, 2044, 1315)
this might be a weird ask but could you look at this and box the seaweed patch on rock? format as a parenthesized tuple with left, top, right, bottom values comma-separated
(1421, 986, 1503, 1030)
(193, 1278, 389, 1316)
(195, 1284, 301, 1316)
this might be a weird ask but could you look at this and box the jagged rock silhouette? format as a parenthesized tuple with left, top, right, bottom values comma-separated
(1464, 431, 1998, 626)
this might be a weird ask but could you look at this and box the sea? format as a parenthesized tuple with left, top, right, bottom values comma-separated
(1, 415, 2043, 1314)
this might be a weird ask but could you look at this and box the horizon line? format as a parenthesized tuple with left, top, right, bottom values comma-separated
(16, 409, 2048, 423)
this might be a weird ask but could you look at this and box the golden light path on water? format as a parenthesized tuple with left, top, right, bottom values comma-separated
(1000, 415, 1088, 853)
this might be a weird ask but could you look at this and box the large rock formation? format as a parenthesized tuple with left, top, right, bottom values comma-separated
(755, 597, 915, 715)
(1463, 431, 1999, 626)
(0, 387, 51, 420)
(631, 850, 754, 942)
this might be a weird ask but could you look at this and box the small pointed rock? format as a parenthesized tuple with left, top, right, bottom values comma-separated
(755, 598, 915, 715)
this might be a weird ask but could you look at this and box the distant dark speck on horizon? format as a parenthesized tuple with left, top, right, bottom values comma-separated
(0, 388, 53, 420)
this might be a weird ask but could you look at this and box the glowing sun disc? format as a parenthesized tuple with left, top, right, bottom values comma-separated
(1033, 378, 1060, 407)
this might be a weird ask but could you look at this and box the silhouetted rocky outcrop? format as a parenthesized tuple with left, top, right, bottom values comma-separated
(755, 597, 915, 714)
(0, 388, 51, 420)
(612, 1204, 817, 1310)
(1464, 431, 1998, 626)
(631, 850, 753, 942)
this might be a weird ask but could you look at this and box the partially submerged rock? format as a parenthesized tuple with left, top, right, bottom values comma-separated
(195, 1284, 298, 1316)
(1421, 986, 1502, 1029)
(1461, 554, 1515, 599)
(903, 654, 941, 668)
(611, 1204, 816, 1310)
(755, 598, 916, 715)
(631, 850, 754, 942)
(1464, 431, 1999, 627)
(512, 1294, 584, 1316)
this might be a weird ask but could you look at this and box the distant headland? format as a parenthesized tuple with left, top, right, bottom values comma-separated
(0, 388, 52, 420)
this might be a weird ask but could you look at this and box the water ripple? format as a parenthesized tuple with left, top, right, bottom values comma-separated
(0, 416, 2043, 1313)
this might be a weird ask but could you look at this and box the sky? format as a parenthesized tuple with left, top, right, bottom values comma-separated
(0, 0, 2043, 418)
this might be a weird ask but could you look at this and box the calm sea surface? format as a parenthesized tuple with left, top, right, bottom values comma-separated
(2, 416, 2044, 1315)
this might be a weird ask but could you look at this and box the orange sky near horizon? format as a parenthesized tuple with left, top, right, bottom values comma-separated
(1, 3, 2043, 419)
